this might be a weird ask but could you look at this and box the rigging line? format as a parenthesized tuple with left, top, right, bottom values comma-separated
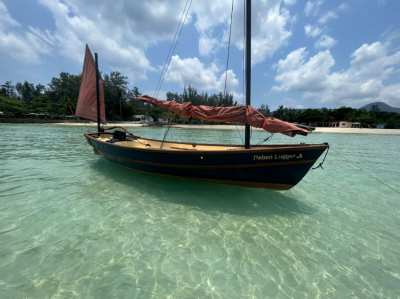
(154, 0, 192, 145)
(155, 0, 193, 98)
(222, 0, 242, 143)
(237, 0, 247, 144)
(233, 0, 247, 144)
(154, 0, 189, 98)
(223, 0, 235, 96)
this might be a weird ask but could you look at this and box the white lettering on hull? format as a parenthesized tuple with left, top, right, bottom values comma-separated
(253, 153, 303, 161)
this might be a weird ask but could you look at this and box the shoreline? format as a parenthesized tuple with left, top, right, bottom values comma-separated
(172, 124, 400, 135)
(2, 121, 400, 135)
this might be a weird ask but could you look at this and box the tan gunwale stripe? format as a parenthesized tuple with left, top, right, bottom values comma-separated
(85, 133, 328, 154)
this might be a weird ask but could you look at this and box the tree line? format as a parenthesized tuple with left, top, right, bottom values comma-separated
(0, 72, 235, 122)
(1, 72, 399, 128)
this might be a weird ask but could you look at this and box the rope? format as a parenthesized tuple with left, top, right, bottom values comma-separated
(152, 0, 192, 144)
(223, 0, 235, 96)
(256, 133, 274, 145)
(160, 113, 174, 149)
(154, 0, 192, 98)
(312, 143, 330, 170)
(231, 0, 246, 144)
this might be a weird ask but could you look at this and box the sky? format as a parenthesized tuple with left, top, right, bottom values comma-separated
(1, 0, 400, 109)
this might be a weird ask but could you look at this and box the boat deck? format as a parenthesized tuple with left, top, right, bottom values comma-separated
(92, 133, 326, 152)
(97, 135, 242, 151)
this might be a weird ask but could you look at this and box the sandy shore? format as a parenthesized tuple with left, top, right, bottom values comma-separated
(50, 122, 400, 134)
(52, 122, 146, 127)
(171, 124, 400, 135)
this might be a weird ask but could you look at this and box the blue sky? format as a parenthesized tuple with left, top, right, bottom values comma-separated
(1, 0, 400, 109)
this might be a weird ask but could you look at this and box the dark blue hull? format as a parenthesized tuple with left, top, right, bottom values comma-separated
(85, 133, 328, 190)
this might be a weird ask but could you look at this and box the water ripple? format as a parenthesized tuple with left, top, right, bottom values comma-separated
(0, 124, 399, 298)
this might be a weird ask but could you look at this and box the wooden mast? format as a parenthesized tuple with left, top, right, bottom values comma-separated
(94, 52, 101, 135)
(244, 0, 251, 149)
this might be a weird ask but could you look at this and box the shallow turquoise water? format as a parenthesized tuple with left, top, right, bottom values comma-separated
(0, 124, 399, 298)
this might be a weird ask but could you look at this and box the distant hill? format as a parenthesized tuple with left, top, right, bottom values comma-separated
(360, 102, 400, 113)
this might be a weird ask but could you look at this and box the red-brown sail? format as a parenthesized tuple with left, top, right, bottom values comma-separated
(75, 45, 106, 123)
(136, 95, 309, 137)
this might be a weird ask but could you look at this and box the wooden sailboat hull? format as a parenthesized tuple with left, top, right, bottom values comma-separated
(85, 133, 328, 190)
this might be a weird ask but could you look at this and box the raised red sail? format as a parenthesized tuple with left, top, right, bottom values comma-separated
(136, 95, 309, 137)
(75, 45, 106, 123)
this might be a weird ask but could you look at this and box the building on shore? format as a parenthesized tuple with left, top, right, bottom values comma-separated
(330, 121, 361, 128)
(132, 115, 154, 124)
(306, 121, 362, 128)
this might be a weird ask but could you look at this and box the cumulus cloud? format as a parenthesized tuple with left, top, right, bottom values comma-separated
(0, 1, 53, 63)
(165, 55, 239, 93)
(315, 34, 337, 49)
(304, 1, 347, 44)
(304, 24, 323, 38)
(318, 11, 338, 24)
(273, 41, 400, 107)
(199, 35, 220, 56)
(304, 0, 324, 17)
(2, 0, 295, 81)
(193, 0, 294, 64)
(37, 0, 166, 79)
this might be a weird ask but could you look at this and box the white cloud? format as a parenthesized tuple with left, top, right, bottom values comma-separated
(315, 34, 337, 49)
(304, 24, 323, 38)
(193, 0, 294, 64)
(165, 55, 239, 93)
(199, 35, 220, 56)
(0, 1, 53, 63)
(304, 0, 324, 17)
(1, 0, 295, 83)
(318, 11, 338, 24)
(283, 0, 297, 6)
(0, 1, 19, 29)
(338, 3, 349, 11)
(38, 0, 160, 79)
(273, 41, 400, 107)
(274, 48, 334, 92)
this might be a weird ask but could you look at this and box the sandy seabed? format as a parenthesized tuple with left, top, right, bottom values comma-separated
(52, 122, 400, 135)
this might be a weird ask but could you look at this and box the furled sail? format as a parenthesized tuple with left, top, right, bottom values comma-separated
(136, 95, 309, 137)
(75, 45, 106, 123)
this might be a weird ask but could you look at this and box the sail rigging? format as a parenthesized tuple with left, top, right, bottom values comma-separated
(136, 95, 309, 137)
(78, 1, 329, 190)
(75, 45, 106, 123)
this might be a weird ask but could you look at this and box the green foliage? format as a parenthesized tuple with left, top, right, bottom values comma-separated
(271, 106, 400, 128)
(0, 95, 26, 116)
(1, 74, 400, 128)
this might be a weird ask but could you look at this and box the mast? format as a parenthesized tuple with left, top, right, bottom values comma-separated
(244, 0, 251, 148)
(94, 52, 101, 135)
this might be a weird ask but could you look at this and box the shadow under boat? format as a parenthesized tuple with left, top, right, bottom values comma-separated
(90, 158, 317, 217)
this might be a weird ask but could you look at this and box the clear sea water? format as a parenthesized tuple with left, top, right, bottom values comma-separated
(0, 124, 399, 299)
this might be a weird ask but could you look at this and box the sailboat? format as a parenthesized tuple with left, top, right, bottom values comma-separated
(76, 0, 329, 190)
